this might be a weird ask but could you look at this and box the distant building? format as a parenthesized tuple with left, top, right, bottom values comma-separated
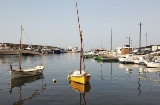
(117, 45, 133, 55)
(151, 45, 160, 51)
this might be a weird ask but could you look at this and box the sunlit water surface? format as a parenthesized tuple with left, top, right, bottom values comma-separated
(0, 53, 160, 105)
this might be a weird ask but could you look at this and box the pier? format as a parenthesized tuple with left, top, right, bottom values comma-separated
(0, 50, 43, 55)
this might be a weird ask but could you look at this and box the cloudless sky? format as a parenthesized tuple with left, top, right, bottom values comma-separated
(0, 0, 160, 51)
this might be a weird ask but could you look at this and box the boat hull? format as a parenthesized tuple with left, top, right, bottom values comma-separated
(147, 62, 160, 68)
(68, 70, 90, 84)
(54, 48, 61, 54)
(10, 65, 44, 79)
(118, 54, 134, 64)
(119, 58, 134, 64)
(119, 61, 134, 64)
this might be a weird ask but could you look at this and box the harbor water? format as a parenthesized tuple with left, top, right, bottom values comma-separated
(1, 53, 160, 105)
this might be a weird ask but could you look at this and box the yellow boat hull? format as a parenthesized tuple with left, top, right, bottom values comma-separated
(69, 75, 90, 84)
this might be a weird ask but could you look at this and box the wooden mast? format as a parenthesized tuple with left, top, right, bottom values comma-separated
(18, 25, 23, 70)
(111, 28, 112, 50)
(76, 1, 82, 74)
(80, 31, 83, 74)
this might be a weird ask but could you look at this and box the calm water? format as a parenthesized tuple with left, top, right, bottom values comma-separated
(1, 53, 160, 105)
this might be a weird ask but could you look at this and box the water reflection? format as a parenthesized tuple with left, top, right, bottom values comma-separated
(100, 63, 103, 80)
(144, 67, 160, 73)
(119, 64, 135, 80)
(137, 78, 142, 96)
(110, 63, 113, 81)
(68, 79, 91, 105)
(144, 68, 160, 85)
(119, 64, 143, 95)
(99, 62, 113, 81)
(119, 64, 135, 73)
(0, 55, 19, 65)
(119, 63, 160, 95)
(9, 74, 46, 105)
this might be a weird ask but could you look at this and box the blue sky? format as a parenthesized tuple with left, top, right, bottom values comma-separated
(0, 0, 160, 50)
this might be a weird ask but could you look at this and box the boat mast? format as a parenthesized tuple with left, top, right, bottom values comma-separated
(76, 1, 83, 74)
(18, 25, 23, 70)
(111, 28, 112, 50)
(80, 31, 83, 74)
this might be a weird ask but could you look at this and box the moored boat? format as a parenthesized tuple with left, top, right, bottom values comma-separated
(119, 54, 134, 64)
(10, 65, 44, 78)
(9, 25, 45, 79)
(146, 61, 160, 68)
(68, 1, 91, 84)
(68, 70, 90, 84)
(54, 48, 62, 54)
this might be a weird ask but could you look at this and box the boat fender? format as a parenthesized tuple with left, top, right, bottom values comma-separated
(53, 79, 56, 83)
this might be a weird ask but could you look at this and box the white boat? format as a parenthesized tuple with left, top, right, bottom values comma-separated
(41, 46, 53, 54)
(133, 56, 146, 65)
(23, 44, 34, 51)
(68, 1, 90, 84)
(10, 25, 44, 79)
(0, 43, 9, 50)
(66, 46, 79, 53)
(34, 45, 41, 53)
(10, 65, 44, 78)
(133, 57, 139, 64)
(146, 61, 160, 68)
(119, 54, 134, 64)
(83, 50, 98, 58)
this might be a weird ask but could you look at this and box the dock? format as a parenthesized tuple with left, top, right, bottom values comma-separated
(0, 50, 43, 55)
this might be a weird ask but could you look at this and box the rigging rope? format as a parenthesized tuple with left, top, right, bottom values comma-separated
(22, 28, 32, 45)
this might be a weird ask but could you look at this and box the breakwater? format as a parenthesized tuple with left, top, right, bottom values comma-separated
(0, 50, 42, 55)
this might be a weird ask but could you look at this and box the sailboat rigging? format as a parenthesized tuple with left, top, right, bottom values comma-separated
(67, 1, 91, 84)
(10, 25, 44, 79)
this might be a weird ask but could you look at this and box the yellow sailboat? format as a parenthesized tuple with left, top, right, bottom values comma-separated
(68, 1, 91, 84)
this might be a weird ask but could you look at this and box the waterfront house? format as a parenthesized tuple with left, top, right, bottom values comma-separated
(117, 45, 133, 55)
